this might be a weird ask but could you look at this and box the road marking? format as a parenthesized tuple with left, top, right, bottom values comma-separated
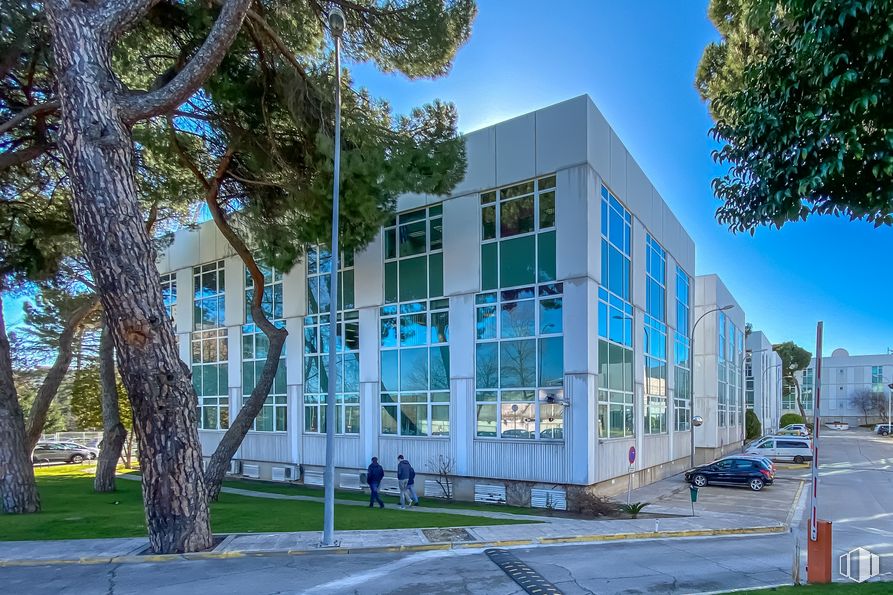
(485, 548, 562, 594)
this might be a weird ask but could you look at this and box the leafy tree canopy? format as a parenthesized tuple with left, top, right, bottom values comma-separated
(697, 0, 893, 232)
(773, 341, 812, 375)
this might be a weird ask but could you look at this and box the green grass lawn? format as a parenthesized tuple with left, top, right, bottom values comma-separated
(727, 584, 890, 594)
(2, 465, 531, 542)
(221, 478, 546, 516)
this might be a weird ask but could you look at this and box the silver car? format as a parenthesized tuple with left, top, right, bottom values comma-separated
(32, 442, 94, 464)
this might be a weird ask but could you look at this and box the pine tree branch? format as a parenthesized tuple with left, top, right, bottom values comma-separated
(0, 100, 59, 136)
(120, 0, 254, 123)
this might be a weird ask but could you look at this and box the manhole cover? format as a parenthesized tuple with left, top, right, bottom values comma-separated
(421, 527, 476, 543)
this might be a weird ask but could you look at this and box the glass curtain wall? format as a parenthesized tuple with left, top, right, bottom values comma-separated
(597, 185, 634, 438)
(242, 262, 287, 432)
(673, 267, 691, 431)
(303, 246, 359, 434)
(380, 206, 450, 437)
(644, 235, 668, 434)
(192, 260, 229, 430)
(475, 175, 564, 440)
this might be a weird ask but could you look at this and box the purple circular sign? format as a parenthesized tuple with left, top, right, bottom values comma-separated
(628, 446, 637, 465)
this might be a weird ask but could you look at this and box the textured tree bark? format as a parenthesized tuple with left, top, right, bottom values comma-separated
(0, 295, 41, 514)
(196, 153, 288, 501)
(25, 298, 98, 452)
(45, 14, 212, 553)
(94, 320, 127, 493)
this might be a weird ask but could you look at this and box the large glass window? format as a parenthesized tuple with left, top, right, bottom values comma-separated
(644, 235, 667, 434)
(872, 365, 884, 393)
(242, 263, 287, 432)
(718, 312, 728, 427)
(380, 299, 450, 437)
(192, 261, 228, 430)
(160, 273, 177, 329)
(384, 206, 443, 303)
(597, 185, 634, 438)
(598, 185, 633, 346)
(304, 245, 359, 434)
(480, 176, 556, 291)
(801, 367, 814, 410)
(674, 266, 691, 431)
(475, 284, 564, 440)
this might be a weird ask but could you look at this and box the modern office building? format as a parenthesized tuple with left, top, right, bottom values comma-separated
(745, 330, 783, 434)
(789, 349, 893, 425)
(156, 95, 742, 505)
(692, 274, 746, 463)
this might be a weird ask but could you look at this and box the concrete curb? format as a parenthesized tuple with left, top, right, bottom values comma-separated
(0, 525, 786, 568)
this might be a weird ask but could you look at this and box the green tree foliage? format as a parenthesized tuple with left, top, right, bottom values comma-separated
(779, 412, 805, 427)
(745, 408, 762, 440)
(16, 370, 66, 434)
(69, 366, 133, 432)
(773, 341, 812, 373)
(697, 0, 893, 232)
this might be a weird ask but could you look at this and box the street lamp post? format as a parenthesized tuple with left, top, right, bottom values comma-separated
(690, 304, 734, 468)
(322, 6, 346, 549)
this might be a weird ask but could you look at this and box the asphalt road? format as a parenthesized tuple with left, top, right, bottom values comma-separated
(2, 430, 890, 595)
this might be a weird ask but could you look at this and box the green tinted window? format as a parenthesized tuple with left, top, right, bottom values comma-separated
(499, 235, 536, 288)
(399, 256, 427, 302)
(481, 243, 498, 290)
(429, 252, 443, 297)
(537, 231, 556, 283)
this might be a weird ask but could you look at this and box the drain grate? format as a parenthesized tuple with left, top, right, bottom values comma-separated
(485, 548, 563, 594)
(421, 527, 476, 543)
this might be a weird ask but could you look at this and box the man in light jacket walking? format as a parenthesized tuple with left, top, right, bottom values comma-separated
(396, 455, 417, 509)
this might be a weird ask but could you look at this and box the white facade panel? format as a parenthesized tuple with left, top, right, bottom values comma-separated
(494, 112, 536, 187)
(555, 165, 591, 281)
(301, 435, 361, 468)
(471, 441, 567, 484)
(238, 433, 290, 463)
(452, 127, 496, 197)
(377, 437, 451, 475)
(442, 193, 481, 296)
(535, 97, 588, 176)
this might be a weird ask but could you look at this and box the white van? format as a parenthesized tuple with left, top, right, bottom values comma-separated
(745, 436, 813, 464)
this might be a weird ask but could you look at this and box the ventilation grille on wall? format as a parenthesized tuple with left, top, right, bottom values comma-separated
(242, 464, 260, 479)
(531, 488, 567, 510)
(304, 471, 324, 486)
(474, 483, 506, 504)
(339, 473, 362, 490)
(424, 479, 452, 499)
(227, 460, 241, 475)
(272, 466, 294, 482)
(380, 477, 400, 494)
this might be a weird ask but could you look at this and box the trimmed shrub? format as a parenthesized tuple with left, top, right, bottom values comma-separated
(566, 486, 618, 517)
(780, 413, 804, 427)
(745, 409, 762, 440)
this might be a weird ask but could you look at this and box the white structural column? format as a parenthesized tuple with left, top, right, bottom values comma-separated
(358, 306, 380, 465)
(174, 267, 193, 365)
(631, 219, 647, 465)
(443, 192, 481, 478)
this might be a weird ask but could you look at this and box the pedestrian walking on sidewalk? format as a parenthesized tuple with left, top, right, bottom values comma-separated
(407, 463, 420, 506)
(397, 455, 416, 509)
(367, 457, 385, 508)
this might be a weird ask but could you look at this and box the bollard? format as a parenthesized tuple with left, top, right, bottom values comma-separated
(807, 520, 832, 584)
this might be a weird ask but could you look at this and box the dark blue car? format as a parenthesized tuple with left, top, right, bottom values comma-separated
(684, 456, 774, 491)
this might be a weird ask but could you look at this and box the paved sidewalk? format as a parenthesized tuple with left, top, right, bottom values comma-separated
(0, 507, 787, 568)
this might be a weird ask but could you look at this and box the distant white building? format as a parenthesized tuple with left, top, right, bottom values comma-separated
(155, 95, 747, 504)
(745, 330, 783, 434)
(693, 274, 747, 463)
(790, 348, 893, 425)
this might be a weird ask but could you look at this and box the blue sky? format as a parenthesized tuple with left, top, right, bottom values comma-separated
(4, 1, 891, 357)
(345, 0, 892, 356)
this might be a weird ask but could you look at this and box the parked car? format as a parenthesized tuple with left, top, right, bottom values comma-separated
(31, 442, 94, 464)
(745, 436, 813, 464)
(685, 456, 774, 491)
(778, 423, 810, 437)
(724, 453, 776, 475)
(56, 442, 99, 459)
(875, 423, 893, 436)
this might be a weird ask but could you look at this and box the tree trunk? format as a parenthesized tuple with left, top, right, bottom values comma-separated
(200, 175, 287, 501)
(793, 379, 807, 422)
(25, 298, 97, 451)
(45, 16, 211, 553)
(0, 295, 41, 513)
(94, 320, 126, 493)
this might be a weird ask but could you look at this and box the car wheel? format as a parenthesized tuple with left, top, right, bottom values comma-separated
(70, 454, 85, 464)
(882, 430, 890, 436)
(89, 453, 97, 460)
(692, 474, 708, 487)
(793, 456, 805, 464)
(749, 478, 764, 491)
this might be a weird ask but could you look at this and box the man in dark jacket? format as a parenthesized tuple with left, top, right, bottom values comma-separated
(367, 457, 385, 508)
(396, 455, 417, 509)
